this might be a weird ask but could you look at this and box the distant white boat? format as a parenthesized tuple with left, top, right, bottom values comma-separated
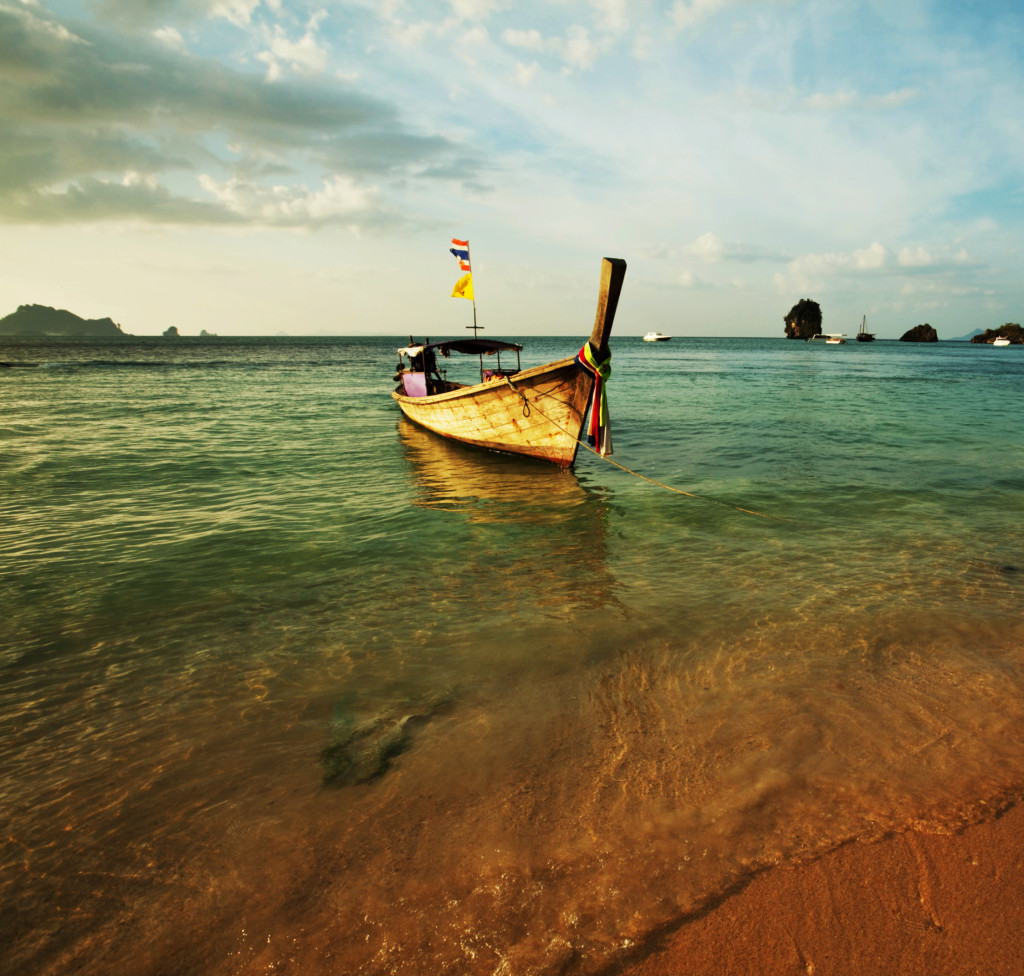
(807, 333, 847, 344)
(643, 331, 672, 342)
(992, 336, 1011, 346)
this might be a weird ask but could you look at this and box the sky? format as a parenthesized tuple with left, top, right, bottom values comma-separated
(1, 0, 1022, 338)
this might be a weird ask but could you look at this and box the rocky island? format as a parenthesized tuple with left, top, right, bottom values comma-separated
(784, 298, 822, 340)
(899, 323, 938, 342)
(971, 323, 1023, 344)
(0, 304, 129, 337)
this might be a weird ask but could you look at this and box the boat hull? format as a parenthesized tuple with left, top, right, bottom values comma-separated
(393, 356, 592, 467)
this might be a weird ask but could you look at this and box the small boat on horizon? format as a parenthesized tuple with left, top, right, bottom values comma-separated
(392, 257, 626, 467)
(856, 315, 875, 342)
(642, 331, 672, 342)
(992, 336, 1011, 346)
(808, 333, 847, 344)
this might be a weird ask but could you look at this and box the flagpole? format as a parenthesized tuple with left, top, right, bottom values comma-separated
(467, 241, 480, 337)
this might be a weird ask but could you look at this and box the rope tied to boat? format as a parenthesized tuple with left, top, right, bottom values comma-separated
(505, 378, 531, 416)
(574, 342, 612, 456)
(502, 375, 783, 521)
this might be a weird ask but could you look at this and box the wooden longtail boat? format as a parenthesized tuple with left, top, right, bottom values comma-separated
(392, 257, 626, 467)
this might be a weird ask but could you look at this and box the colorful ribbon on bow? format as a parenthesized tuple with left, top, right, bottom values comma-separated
(575, 341, 613, 456)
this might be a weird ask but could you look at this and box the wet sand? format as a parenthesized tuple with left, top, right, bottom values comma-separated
(615, 800, 1024, 976)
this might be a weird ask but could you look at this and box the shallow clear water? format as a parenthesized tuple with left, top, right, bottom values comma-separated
(2, 335, 1023, 974)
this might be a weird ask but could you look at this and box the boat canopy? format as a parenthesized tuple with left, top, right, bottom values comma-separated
(397, 338, 524, 358)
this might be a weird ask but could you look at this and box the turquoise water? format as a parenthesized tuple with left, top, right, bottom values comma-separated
(2, 335, 1024, 975)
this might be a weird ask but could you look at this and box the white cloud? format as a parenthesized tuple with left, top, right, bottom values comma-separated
(686, 231, 725, 263)
(502, 28, 545, 51)
(777, 242, 890, 291)
(513, 61, 539, 87)
(853, 241, 887, 269)
(898, 246, 933, 267)
(561, 25, 598, 70)
(502, 22, 610, 69)
(449, 0, 505, 20)
(632, 32, 653, 60)
(805, 90, 858, 111)
(152, 26, 187, 52)
(804, 88, 921, 112)
(210, 0, 260, 27)
(590, 0, 628, 35)
(683, 232, 787, 265)
(868, 87, 920, 109)
(122, 170, 159, 190)
(668, 0, 729, 32)
(453, 24, 490, 64)
(197, 173, 378, 224)
(390, 20, 434, 48)
(257, 11, 330, 80)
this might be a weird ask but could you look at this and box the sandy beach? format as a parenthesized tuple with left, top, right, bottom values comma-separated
(616, 800, 1024, 976)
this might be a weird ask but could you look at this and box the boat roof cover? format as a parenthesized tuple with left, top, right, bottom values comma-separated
(398, 338, 524, 357)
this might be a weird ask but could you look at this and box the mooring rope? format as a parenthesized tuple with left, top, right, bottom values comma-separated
(504, 377, 785, 521)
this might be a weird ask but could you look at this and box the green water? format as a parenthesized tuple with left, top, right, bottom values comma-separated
(2, 335, 1023, 975)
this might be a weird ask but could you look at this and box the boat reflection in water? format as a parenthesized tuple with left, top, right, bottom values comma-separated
(399, 417, 591, 521)
(397, 416, 618, 610)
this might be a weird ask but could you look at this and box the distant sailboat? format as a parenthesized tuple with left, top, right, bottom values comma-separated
(856, 315, 875, 342)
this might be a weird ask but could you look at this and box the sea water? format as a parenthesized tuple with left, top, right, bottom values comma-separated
(2, 335, 1023, 975)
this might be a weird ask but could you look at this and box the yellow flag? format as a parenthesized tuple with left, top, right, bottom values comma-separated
(451, 272, 473, 300)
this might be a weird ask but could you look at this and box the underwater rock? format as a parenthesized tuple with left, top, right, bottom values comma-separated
(320, 690, 457, 786)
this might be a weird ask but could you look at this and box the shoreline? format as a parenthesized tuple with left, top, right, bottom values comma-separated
(611, 799, 1024, 976)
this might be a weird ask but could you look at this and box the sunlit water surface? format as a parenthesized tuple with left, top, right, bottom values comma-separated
(2, 335, 1023, 975)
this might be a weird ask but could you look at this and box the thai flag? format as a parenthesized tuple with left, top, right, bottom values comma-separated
(450, 238, 471, 272)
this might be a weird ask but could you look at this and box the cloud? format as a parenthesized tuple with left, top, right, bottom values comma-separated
(868, 87, 920, 109)
(92, 0, 243, 28)
(502, 27, 544, 51)
(804, 87, 921, 112)
(513, 60, 538, 87)
(449, 0, 506, 19)
(853, 241, 887, 269)
(0, 2, 481, 226)
(210, 0, 260, 27)
(784, 242, 890, 279)
(500, 22, 609, 71)
(684, 232, 791, 265)
(0, 174, 238, 223)
(897, 246, 933, 268)
(257, 10, 331, 81)
(804, 90, 858, 111)
(686, 231, 725, 263)
(153, 26, 187, 52)
(453, 24, 490, 64)
(590, 0, 628, 35)
(774, 240, 984, 297)
(197, 172, 380, 224)
(561, 24, 598, 70)
(668, 0, 730, 32)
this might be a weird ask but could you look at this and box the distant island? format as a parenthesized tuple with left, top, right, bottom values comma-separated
(899, 323, 938, 342)
(971, 323, 1023, 344)
(0, 304, 130, 337)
